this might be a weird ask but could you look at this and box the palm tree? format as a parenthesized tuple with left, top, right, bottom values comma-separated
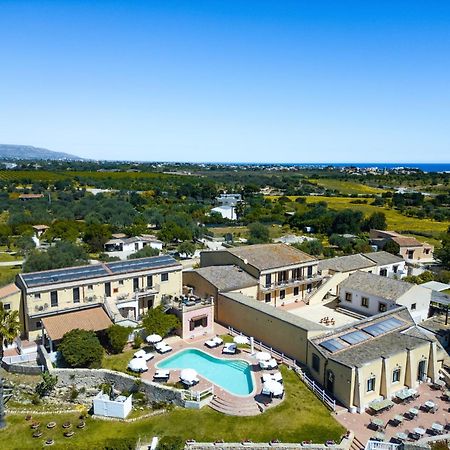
(0, 303, 21, 429)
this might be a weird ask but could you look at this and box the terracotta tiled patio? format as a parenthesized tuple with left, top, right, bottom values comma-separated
(336, 383, 450, 443)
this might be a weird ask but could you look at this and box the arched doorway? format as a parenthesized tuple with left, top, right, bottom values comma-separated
(326, 369, 335, 394)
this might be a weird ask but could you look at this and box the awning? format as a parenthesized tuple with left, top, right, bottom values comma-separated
(42, 306, 112, 341)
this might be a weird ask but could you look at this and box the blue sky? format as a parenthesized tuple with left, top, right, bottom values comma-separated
(0, 1, 449, 162)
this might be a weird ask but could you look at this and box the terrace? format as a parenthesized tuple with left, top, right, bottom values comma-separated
(336, 381, 450, 444)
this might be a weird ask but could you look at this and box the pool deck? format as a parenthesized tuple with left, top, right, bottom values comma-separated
(140, 332, 284, 415)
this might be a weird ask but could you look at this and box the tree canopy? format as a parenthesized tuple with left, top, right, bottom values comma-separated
(59, 329, 104, 368)
(23, 241, 89, 273)
(105, 324, 132, 354)
(142, 306, 180, 337)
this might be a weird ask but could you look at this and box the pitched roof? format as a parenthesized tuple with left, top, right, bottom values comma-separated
(0, 283, 20, 299)
(227, 243, 316, 271)
(391, 236, 423, 247)
(318, 254, 375, 273)
(19, 193, 44, 199)
(192, 266, 259, 292)
(338, 271, 413, 300)
(19, 255, 181, 289)
(41, 306, 112, 341)
(221, 292, 326, 332)
(311, 308, 432, 368)
(363, 251, 404, 266)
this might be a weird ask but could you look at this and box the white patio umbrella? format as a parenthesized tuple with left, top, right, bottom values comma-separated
(263, 380, 284, 397)
(146, 333, 163, 344)
(233, 335, 249, 345)
(180, 368, 197, 383)
(255, 351, 271, 361)
(127, 358, 147, 372)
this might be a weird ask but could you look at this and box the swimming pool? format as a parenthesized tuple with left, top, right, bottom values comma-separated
(157, 348, 254, 396)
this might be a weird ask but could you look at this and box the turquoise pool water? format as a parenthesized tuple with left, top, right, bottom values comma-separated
(157, 348, 254, 396)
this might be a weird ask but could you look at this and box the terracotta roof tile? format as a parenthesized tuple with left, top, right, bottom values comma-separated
(41, 306, 112, 341)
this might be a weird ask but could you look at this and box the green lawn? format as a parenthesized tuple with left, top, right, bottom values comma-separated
(101, 348, 140, 376)
(0, 367, 345, 449)
(0, 252, 22, 263)
(0, 266, 21, 287)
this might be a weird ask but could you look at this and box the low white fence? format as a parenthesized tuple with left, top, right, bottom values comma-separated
(228, 327, 336, 411)
(183, 386, 214, 402)
(364, 441, 399, 450)
(2, 352, 38, 365)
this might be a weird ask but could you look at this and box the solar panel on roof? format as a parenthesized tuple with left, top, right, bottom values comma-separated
(22, 264, 109, 287)
(320, 339, 346, 353)
(340, 330, 371, 345)
(362, 317, 403, 337)
(106, 255, 177, 274)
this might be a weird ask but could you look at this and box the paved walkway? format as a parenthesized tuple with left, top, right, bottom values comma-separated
(336, 383, 450, 443)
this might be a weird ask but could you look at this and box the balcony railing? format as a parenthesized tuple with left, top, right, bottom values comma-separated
(261, 274, 323, 291)
(134, 284, 160, 297)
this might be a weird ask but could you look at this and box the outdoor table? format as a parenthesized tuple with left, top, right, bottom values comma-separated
(369, 399, 394, 414)
(443, 390, 450, 400)
(408, 407, 419, 417)
(424, 400, 436, 409)
(413, 427, 426, 436)
(407, 388, 418, 397)
(372, 432, 385, 442)
(396, 432, 408, 441)
(431, 423, 444, 434)
(370, 418, 385, 430)
(396, 389, 410, 401)
(434, 380, 445, 388)
(393, 414, 404, 423)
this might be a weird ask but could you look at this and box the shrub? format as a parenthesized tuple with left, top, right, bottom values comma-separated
(106, 324, 132, 354)
(35, 372, 58, 397)
(59, 329, 104, 368)
(132, 333, 143, 349)
(69, 386, 79, 402)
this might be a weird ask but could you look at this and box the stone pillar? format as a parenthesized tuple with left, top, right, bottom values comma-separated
(405, 348, 412, 388)
(380, 357, 389, 399)
(427, 342, 438, 382)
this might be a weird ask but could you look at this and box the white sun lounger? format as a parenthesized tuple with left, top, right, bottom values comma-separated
(153, 370, 170, 381)
(155, 342, 173, 354)
(205, 336, 224, 348)
(222, 343, 237, 354)
(133, 349, 146, 358)
(143, 352, 155, 361)
(259, 358, 278, 370)
(262, 371, 283, 383)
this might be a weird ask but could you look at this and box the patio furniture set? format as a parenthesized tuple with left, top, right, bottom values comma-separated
(127, 334, 173, 373)
(368, 395, 448, 443)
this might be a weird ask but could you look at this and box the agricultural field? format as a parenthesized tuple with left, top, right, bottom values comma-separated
(309, 179, 386, 195)
(305, 196, 449, 235)
(0, 170, 189, 183)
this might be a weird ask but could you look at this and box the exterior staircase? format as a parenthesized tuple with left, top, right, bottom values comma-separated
(209, 394, 263, 416)
(349, 436, 366, 450)
(307, 272, 348, 305)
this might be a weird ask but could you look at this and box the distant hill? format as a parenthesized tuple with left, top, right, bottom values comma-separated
(0, 144, 83, 160)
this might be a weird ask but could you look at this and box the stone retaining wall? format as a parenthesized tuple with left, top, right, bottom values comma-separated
(38, 344, 184, 407)
(51, 368, 184, 407)
(1, 361, 43, 375)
